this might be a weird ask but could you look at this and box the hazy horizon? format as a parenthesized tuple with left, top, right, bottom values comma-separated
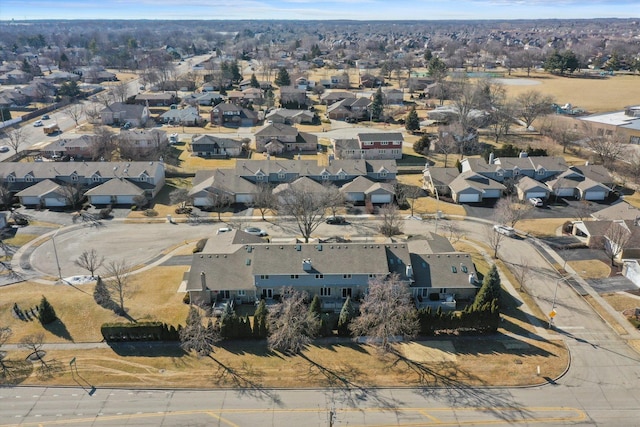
(1, 0, 639, 21)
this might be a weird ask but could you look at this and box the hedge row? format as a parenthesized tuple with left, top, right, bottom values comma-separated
(101, 322, 181, 342)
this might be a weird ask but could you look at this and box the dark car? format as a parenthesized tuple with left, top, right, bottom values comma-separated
(326, 216, 346, 225)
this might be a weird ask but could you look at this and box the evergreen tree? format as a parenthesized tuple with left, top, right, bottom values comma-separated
(229, 60, 242, 84)
(413, 134, 430, 155)
(0, 108, 11, 122)
(309, 295, 322, 318)
(250, 73, 260, 88)
(275, 67, 291, 86)
(311, 44, 322, 58)
(473, 264, 501, 310)
(253, 299, 268, 338)
(370, 87, 384, 121)
(37, 296, 57, 325)
(405, 107, 420, 133)
(337, 296, 355, 337)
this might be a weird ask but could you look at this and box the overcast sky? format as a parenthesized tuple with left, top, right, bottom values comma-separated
(1, 0, 638, 21)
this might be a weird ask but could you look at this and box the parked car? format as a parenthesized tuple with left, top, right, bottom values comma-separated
(326, 215, 347, 225)
(0, 146, 9, 153)
(529, 197, 544, 207)
(243, 227, 268, 236)
(33, 120, 43, 127)
(493, 224, 516, 237)
(216, 226, 232, 234)
(169, 133, 179, 144)
(41, 114, 50, 120)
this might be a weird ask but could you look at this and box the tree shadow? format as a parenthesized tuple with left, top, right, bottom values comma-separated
(389, 349, 536, 423)
(43, 318, 73, 342)
(0, 359, 33, 385)
(209, 355, 283, 406)
(107, 342, 186, 357)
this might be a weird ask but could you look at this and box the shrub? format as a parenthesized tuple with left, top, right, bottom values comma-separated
(131, 205, 137, 211)
(144, 209, 158, 217)
(183, 293, 190, 304)
(99, 206, 113, 219)
(193, 238, 207, 253)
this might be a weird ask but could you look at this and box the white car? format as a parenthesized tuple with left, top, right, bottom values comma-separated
(33, 120, 43, 127)
(0, 146, 9, 153)
(216, 227, 232, 234)
(529, 197, 544, 207)
(493, 224, 516, 237)
(243, 227, 268, 236)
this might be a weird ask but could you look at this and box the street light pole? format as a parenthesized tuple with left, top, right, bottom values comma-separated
(51, 229, 63, 281)
(548, 274, 576, 328)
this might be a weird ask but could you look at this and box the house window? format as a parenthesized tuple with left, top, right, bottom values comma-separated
(338, 172, 346, 180)
(260, 275, 269, 280)
(343, 274, 352, 279)
(631, 136, 640, 144)
(380, 171, 387, 177)
(290, 274, 299, 279)
(25, 175, 33, 182)
(256, 175, 265, 181)
(315, 274, 324, 279)
(92, 175, 101, 182)
(262, 288, 273, 299)
(342, 288, 352, 298)
(381, 142, 389, 145)
(363, 141, 374, 146)
(320, 287, 331, 296)
(7, 176, 14, 182)
(71, 174, 79, 182)
(278, 172, 285, 179)
(537, 169, 544, 175)
(392, 149, 400, 155)
(321, 174, 329, 180)
(237, 290, 246, 297)
(139, 174, 147, 182)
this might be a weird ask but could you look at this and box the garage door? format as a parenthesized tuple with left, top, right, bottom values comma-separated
(584, 191, 606, 201)
(370, 194, 392, 204)
(526, 191, 547, 199)
(457, 193, 481, 203)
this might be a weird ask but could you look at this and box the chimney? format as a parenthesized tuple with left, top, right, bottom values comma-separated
(519, 151, 528, 158)
(302, 258, 312, 271)
(468, 273, 476, 284)
(488, 152, 495, 164)
(200, 271, 207, 291)
(405, 264, 413, 279)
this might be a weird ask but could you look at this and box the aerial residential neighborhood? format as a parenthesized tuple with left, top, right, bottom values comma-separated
(1, 10, 640, 427)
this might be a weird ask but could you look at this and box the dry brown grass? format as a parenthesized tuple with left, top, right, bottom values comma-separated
(566, 260, 611, 279)
(1, 266, 190, 344)
(516, 218, 569, 237)
(599, 292, 640, 313)
(502, 72, 640, 114)
(4, 335, 567, 388)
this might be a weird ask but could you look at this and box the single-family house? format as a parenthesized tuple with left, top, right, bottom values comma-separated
(382, 88, 404, 105)
(84, 177, 146, 206)
(265, 109, 315, 125)
(15, 179, 69, 208)
(133, 93, 177, 107)
(37, 134, 96, 160)
(190, 169, 257, 206)
(254, 123, 317, 154)
(320, 91, 356, 105)
(514, 176, 551, 201)
(279, 86, 308, 107)
(118, 129, 169, 158)
(210, 103, 258, 127)
(190, 135, 243, 158)
(332, 132, 403, 160)
(422, 167, 460, 197)
(160, 106, 202, 126)
(100, 102, 149, 128)
(545, 169, 611, 200)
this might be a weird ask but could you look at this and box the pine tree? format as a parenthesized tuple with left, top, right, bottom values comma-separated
(370, 87, 384, 121)
(473, 264, 501, 310)
(309, 295, 322, 318)
(37, 296, 57, 325)
(337, 296, 354, 337)
(405, 107, 420, 133)
(253, 299, 268, 339)
(250, 73, 260, 88)
(275, 67, 291, 86)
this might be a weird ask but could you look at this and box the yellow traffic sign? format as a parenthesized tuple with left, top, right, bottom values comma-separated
(549, 309, 557, 318)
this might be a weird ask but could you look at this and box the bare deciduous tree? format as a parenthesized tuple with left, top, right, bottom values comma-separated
(91, 126, 116, 161)
(112, 81, 130, 103)
(169, 188, 193, 210)
(19, 333, 48, 369)
(604, 221, 631, 266)
(436, 124, 460, 168)
(397, 184, 424, 218)
(485, 223, 506, 259)
(104, 259, 132, 316)
(540, 116, 581, 154)
(439, 220, 463, 243)
(205, 190, 232, 222)
(251, 183, 277, 220)
(3, 127, 26, 155)
(349, 274, 419, 353)
(581, 122, 626, 167)
(64, 104, 84, 127)
(323, 183, 345, 218)
(179, 306, 220, 357)
(514, 90, 554, 130)
(60, 182, 85, 210)
(83, 104, 101, 125)
(278, 185, 330, 243)
(510, 257, 532, 292)
(494, 196, 532, 228)
(379, 204, 403, 237)
(267, 287, 319, 355)
(74, 249, 104, 277)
